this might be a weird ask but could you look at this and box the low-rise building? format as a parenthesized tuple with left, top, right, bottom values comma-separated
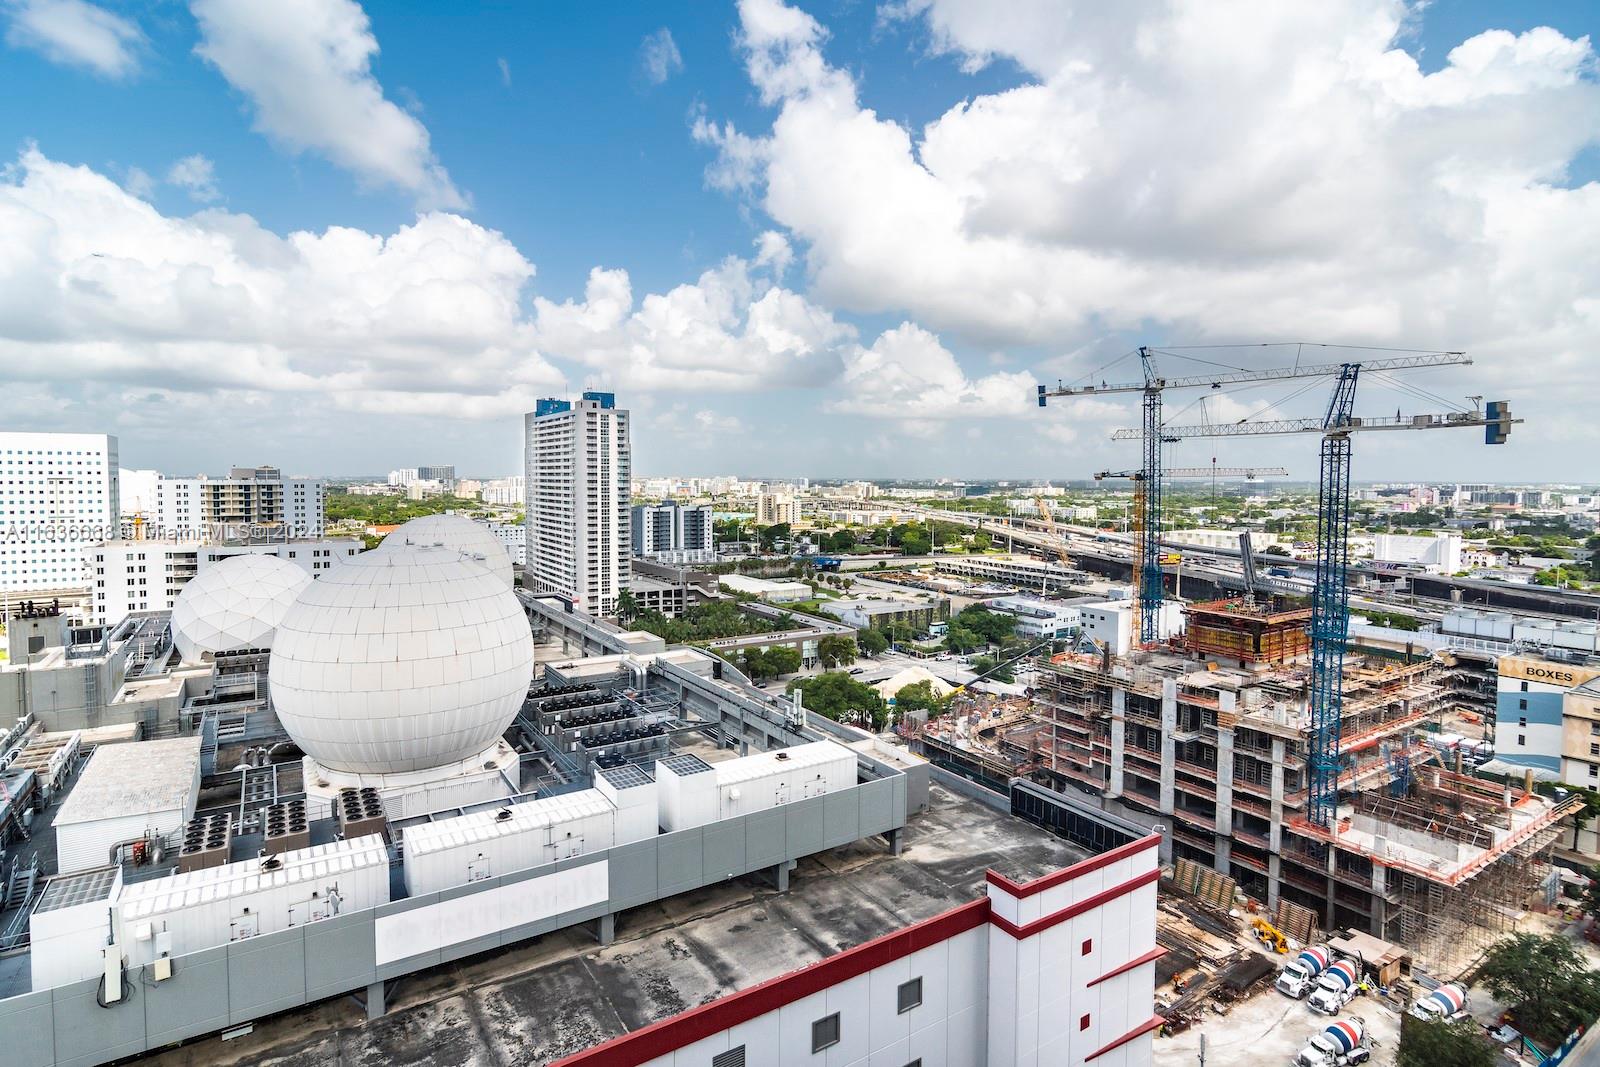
(1492, 655, 1600, 779)
(88, 538, 360, 624)
(984, 595, 1080, 639)
(819, 597, 948, 633)
(720, 573, 812, 603)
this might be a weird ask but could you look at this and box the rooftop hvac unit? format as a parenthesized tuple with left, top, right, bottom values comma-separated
(336, 788, 388, 841)
(178, 811, 233, 873)
(262, 798, 311, 856)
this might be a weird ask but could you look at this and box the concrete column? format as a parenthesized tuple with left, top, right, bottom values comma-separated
(1268, 738, 1286, 853)
(1369, 865, 1388, 938)
(1107, 688, 1127, 798)
(885, 829, 903, 857)
(597, 913, 615, 946)
(365, 980, 386, 1021)
(1267, 854, 1281, 909)
(1324, 847, 1338, 932)
(1159, 678, 1177, 816)
(1212, 836, 1231, 877)
(1215, 724, 1235, 837)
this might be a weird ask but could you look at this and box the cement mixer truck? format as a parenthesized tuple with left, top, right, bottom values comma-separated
(1292, 1018, 1371, 1066)
(1307, 959, 1364, 1015)
(1408, 983, 1469, 1023)
(1276, 947, 1331, 999)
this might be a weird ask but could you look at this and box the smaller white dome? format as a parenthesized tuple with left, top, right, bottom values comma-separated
(378, 513, 514, 586)
(171, 554, 314, 663)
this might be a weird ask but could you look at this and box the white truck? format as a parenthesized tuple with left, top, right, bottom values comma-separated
(1292, 1018, 1371, 1066)
(1408, 983, 1469, 1023)
(1277, 947, 1331, 999)
(1307, 959, 1363, 1015)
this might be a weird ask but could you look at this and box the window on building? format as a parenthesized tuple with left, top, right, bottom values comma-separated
(1521, 681, 1529, 692)
(1591, 743, 1599, 757)
(1520, 717, 1528, 728)
(711, 1048, 746, 1067)
(1519, 699, 1528, 711)
(1592, 722, 1600, 736)
(897, 977, 923, 1014)
(1080, 1014, 1092, 1031)
(1082, 938, 1094, 956)
(1591, 765, 1599, 780)
(812, 1013, 840, 1053)
(1518, 734, 1526, 746)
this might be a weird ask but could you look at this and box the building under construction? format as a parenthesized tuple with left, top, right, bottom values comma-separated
(912, 596, 1580, 973)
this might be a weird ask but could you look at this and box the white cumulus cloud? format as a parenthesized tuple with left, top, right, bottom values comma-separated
(190, 0, 466, 210)
(4, 0, 142, 78)
(703, 0, 1600, 445)
(831, 322, 1037, 420)
(0, 148, 549, 416)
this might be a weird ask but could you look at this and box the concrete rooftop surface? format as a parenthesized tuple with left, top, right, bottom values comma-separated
(139, 785, 1083, 1067)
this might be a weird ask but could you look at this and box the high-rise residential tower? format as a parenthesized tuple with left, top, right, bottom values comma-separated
(524, 393, 631, 614)
(0, 431, 119, 600)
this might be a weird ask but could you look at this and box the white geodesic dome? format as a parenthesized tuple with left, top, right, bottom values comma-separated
(377, 513, 514, 586)
(171, 554, 313, 664)
(268, 545, 534, 775)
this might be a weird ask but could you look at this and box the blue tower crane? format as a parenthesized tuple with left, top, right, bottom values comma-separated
(1114, 362, 1517, 827)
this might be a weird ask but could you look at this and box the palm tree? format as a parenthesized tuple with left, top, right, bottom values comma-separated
(615, 588, 639, 623)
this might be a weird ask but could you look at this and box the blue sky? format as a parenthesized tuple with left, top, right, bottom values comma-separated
(1, 0, 1597, 482)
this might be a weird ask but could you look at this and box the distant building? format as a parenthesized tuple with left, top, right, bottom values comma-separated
(87, 539, 361, 624)
(524, 393, 631, 615)
(416, 465, 455, 484)
(631, 501, 714, 561)
(0, 431, 119, 600)
(719, 573, 811, 603)
(757, 492, 797, 526)
(481, 520, 526, 566)
(150, 466, 323, 543)
(984, 595, 1080, 639)
(1372, 532, 1462, 574)
(1078, 599, 1185, 657)
(819, 597, 947, 633)
(481, 476, 525, 506)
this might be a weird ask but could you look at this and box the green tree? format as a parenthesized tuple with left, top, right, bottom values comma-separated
(857, 628, 889, 656)
(893, 679, 949, 718)
(615, 588, 640, 623)
(787, 672, 887, 730)
(740, 647, 771, 680)
(945, 623, 984, 654)
(765, 645, 802, 677)
(952, 605, 1018, 645)
(1476, 932, 1600, 1046)
(1397, 1017, 1495, 1067)
(818, 634, 858, 668)
(971, 654, 1015, 684)
(900, 531, 933, 556)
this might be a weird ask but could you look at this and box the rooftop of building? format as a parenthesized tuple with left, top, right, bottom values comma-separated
(136, 783, 1085, 1067)
(53, 735, 202, 826)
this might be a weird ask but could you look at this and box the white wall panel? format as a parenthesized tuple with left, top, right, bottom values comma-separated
(824, 972, 871, 1067)
(375, 861, 607, 966)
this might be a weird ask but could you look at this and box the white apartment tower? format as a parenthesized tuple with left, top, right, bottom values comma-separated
(0, 432, 119, 600)
(525, 393, 631, 615)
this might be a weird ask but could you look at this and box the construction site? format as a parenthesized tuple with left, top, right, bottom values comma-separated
(909, 348, 1578, 992)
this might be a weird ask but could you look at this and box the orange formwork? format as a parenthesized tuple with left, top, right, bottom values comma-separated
(1183, 598, 1312, 665)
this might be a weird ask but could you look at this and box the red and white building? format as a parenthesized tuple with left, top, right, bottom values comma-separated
(551, 833, 1163, 1067)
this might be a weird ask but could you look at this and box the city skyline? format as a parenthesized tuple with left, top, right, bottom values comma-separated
(1, 1, 1597, 480)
